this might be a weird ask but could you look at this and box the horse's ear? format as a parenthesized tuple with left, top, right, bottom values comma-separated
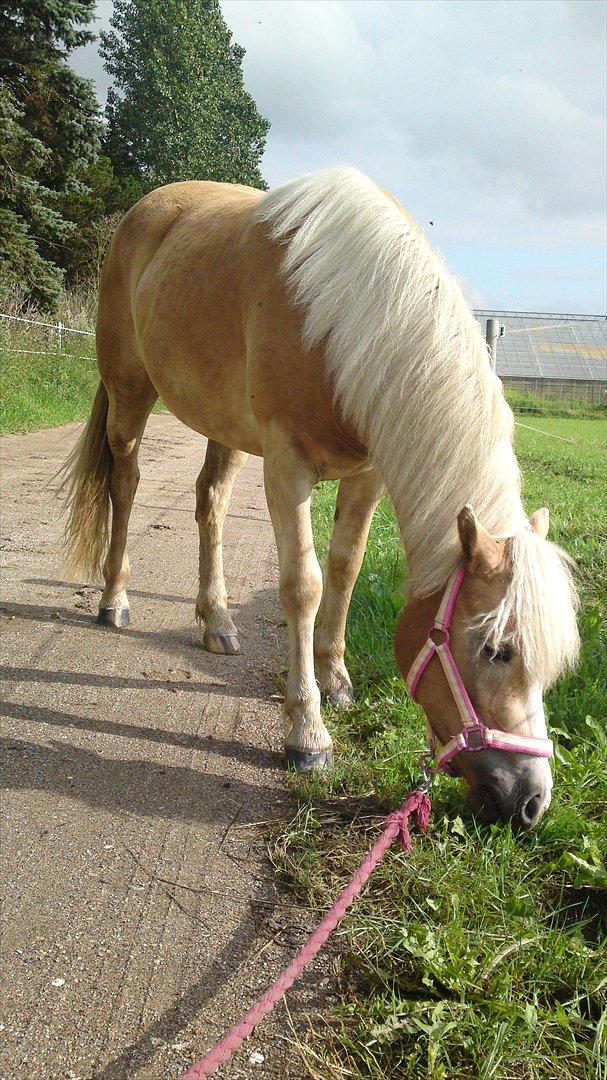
(457, 505, 502, 575)
(529, 507, 549, 539)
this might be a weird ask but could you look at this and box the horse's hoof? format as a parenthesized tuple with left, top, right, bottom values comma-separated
(97, 606, 130, 628)
(203, 631, 240, 655)
(285, 747, 334, 773)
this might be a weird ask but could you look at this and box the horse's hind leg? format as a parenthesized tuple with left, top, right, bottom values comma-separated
(97, 375, 157, 626)
(314, 465, 385, 703)
(195, 439, 248, 654)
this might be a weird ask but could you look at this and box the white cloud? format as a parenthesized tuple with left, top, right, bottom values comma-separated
(221, 0, 605, 247)
(455, 275, 488, 310)
(70, 0, 606, 310)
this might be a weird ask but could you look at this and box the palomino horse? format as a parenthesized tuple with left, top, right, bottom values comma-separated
(61, 167, 579, 830)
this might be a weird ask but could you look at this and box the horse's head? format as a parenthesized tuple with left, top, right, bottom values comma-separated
(395, 505, 579, 830)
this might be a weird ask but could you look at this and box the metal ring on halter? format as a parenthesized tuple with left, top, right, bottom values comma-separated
(416, 752, 436, 795)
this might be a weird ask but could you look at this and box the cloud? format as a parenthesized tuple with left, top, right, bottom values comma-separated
(222, 0, 605, 249)
(455, 275, 488, 311)
(70, 0, 606, 311)
(69, 0, 113, 100)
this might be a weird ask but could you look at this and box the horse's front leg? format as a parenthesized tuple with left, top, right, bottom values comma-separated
(314, 465, 385, 704)
(263, 437, 332, 772)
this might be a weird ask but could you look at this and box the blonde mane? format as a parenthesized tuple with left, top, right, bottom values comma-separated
(256, 166, 579, 682)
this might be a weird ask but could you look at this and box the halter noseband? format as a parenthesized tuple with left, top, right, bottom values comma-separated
(406, 565, 553, 773)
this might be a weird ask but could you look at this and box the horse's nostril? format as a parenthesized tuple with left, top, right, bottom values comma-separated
(519, 792, 544, 830)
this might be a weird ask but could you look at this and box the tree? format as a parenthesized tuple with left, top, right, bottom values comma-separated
(100, 0, 269, 190)
(55, 155, 120, 283)
(0, 0, 101, 308)
(0, 85, 67, 309)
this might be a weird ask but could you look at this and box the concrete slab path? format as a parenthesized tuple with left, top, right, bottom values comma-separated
(1, 415, 329, 1080)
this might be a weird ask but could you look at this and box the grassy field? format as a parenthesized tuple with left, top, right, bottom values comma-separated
(0, 337, 100, 434)
(0, 301, 167, 434)
(0, 298, 99, 434)
(276, 416, 606, 1080)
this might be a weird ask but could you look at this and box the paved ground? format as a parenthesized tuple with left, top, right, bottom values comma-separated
(0, 416, 332, 1080)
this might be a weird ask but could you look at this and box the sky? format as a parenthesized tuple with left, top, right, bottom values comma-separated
(70, 0, 606, 314)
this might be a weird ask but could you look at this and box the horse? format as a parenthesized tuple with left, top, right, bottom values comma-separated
(60, 166, 579, 831)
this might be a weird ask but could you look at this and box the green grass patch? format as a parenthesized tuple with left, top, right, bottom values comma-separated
(505, 390, 606, 421)
(274, 417, 606, 1080)
(0, 343, 101, 434)
(0, 339, 166, 435)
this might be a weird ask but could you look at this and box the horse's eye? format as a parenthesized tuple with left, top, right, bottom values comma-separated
(482, 643, 514, 663)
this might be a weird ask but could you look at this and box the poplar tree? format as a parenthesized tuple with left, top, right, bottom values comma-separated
(100, 0, 269, 190)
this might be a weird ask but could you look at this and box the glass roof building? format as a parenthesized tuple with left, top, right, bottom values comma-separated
(473, 310, 606, 402)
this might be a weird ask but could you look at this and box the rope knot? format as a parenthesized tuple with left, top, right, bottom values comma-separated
(385, 790, 432, 852)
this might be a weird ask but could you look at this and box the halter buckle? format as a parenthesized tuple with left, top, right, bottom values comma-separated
(428, 626, 449, 648)
(461, 726, 486, 752)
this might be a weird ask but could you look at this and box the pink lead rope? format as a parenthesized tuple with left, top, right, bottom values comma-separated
(178, 790, 431, 1079)
(178, 561, 553, 1079)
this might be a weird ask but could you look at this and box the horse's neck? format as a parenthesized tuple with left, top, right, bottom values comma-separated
(378, 419, 525, 599)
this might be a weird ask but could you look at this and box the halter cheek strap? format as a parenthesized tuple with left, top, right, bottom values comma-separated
(406, 565, 553, 773)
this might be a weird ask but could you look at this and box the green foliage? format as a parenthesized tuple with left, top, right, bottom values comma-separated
(100, 0, 269, 189)
(56, 155, 139, 283)
(0, 287, 97, 431)
(0, 338, 99, 434)
(0, 0, 101, 308)
(276, 415, 607, 1080)
(0, 85, 67, 310)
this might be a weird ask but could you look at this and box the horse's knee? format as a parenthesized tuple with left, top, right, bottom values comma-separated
(280, 560, 322, 619)
(107, 420, 139, 460)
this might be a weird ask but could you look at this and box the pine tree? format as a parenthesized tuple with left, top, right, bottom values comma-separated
(100, 0, 269, 190)
(0, 86, 68, 309)
(0, 0, 101, 308)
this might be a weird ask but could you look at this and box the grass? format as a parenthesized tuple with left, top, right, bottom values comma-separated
(0, 291, 98, 434)
(505, 390, 605, 421)
(274, 415, 606, 1080)
(0, 291, 165, 434)
(0, 339, 101, 434)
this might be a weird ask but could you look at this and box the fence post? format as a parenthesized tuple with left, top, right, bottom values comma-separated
(485, 318, 501, 371)
(57, 321, 63, 351)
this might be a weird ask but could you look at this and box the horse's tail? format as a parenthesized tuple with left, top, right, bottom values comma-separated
(58, 381, 112, 580)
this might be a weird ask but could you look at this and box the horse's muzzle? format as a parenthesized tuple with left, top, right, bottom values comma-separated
(466, 753, 552, 830)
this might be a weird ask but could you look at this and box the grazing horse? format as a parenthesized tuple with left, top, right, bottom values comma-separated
(61, 167, 579, 830)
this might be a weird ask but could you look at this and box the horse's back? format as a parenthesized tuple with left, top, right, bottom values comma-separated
(97, 179, 369, 471)
(101, 180, 262, 309)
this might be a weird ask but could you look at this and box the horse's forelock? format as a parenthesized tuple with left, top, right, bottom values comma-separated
(471, 529, 580, 686)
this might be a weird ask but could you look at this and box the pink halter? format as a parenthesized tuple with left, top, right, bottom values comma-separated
(406, 565, 553, 772)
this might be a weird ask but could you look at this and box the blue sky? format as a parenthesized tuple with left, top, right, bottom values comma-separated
(72, 0, 606, 314)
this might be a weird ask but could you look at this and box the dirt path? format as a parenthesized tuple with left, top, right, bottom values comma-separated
(0, 416, 331, 1080)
